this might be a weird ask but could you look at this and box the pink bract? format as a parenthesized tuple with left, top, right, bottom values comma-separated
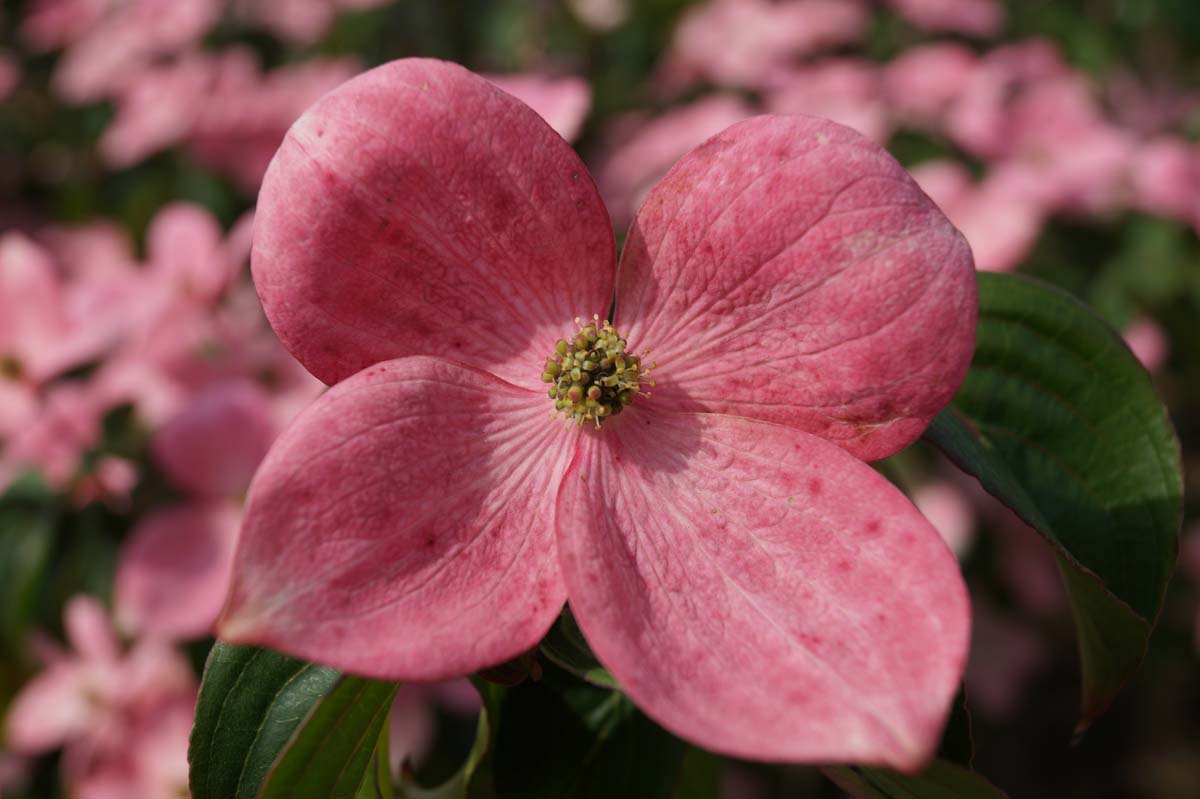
(221, 58, 976, 769)
(484, 73, 592, 142)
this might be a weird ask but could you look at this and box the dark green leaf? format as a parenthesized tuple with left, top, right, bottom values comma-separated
(0, 473, 57, 657)
(825, 760, 1009, 799)
(189, 643, 341, 799)
(480, 665, 687, 799)
(925, 272, 1182, 727)
(538, 608, 619, 690)
(259, 676, 399, 799)
(670, 747, 721, 799)
(936, 689, 973, 768)
(400, 711, 491, 799)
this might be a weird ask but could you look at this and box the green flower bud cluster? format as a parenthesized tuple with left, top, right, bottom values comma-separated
(542, 316, 651, 427)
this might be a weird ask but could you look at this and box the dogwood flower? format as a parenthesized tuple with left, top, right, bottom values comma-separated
(219, 58, 976, 769)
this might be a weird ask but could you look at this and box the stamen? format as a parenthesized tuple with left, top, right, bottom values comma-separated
(542, 315, 652, 428)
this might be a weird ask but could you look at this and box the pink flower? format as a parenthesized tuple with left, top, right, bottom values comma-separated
(1122, 317, 1169, 374)
(484, 73, 592, 142)
(233, 0, 392, 43)
(964, 599, 1045, 721)
(4, 597, 195, 776)
(116, 380, 278, 639)
(101, 48, 361, 191)
(596, 95, 755, 229)
(47, 0, 221, 103)
(882, 43, 978, 129)
(188, 54, 361, 192)
(764, 59, 891, 143)
(0, 50, 21, 101)
(567, 0, 630, 31)
(911, 481, 976, 558)
(660, 0, 867, 91)
(219, 59, 976, 768)
(1130, 137, 1200, 224)
(884, 0, 1003, 38)
(388, 679, 480, 776)
(909, 160, 1045, 273)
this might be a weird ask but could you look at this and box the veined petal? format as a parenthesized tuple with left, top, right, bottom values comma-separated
(219, 357, 575, 680)
(253, 58, 616, 389)
(556, 409, 969, 769)
(616, 115, 976, 461)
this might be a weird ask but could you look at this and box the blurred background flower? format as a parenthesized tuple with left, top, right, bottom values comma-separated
(0, 1, 1197, 797)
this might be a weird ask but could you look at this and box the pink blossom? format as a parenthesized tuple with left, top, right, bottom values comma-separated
(234, 0, 392, 43)
(100, 51, 217, 168)
(4, 597, 195, 765)
(910, 160, 1045, 272)
(0, 381, 105, 493)
(19, 0, 108, 52)
(884, 0, 1003, 37)
(567, 0, 630, 31)
(151, 379, 277, 498)
(114, 378, 293, 640)
(389, 679, 480, 776)
(1122, 317, 1169, 374)
(71, 455, 139, 510)
(49, 0, 221, 103)
(596, 95, 755, 229)
(116, 501, 244, 640)
(882, 43, 978, 128)
(188, 55, 362, 192)
(39, 221, 137, 281)
(0, 51, 20, 101)
(145, 201, 248, 304)
(101, 48, 360, 191)
(219, 59, 976, 768)
(945, 40, 1070, 160)
(964, 599, 1046, 721)
(912, 481, 976, 558)
(660, 0, 867, 90)
(0, 752, 31, 797)
(764, 59, 891, 143)
(1105, 70, 1200, 136)
(68, 694, 194, 799)
(0, 233, 69, 384)
(941, 55, 1137, 215)
(485, 74, 592, 142)
(1130, 137, 1200, 224)
(113, 381, 277, 640)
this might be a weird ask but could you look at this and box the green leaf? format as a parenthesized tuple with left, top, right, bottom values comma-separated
(824, 760, 1009, 799)
(259, 675, 399, 799)
(0, 474, 58, 657)
(355, 721, 396, 799)
(925, 272, 1182, 727)
(537, 609, 619, 690)
(670, 747, 721, 799)
(478, 665, 688, 799)
(400, 710, 491, 799)
(189, 643, 341, 799)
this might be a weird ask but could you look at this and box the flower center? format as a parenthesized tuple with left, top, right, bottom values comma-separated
(542, 316, 653, 427)
(0, 355, 22, 381)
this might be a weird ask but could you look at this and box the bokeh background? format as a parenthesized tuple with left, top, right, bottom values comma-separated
(0, 1, 1198, 797)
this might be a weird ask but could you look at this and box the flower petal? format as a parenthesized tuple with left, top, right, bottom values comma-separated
(115, 502, 242, 640)
(253, 58, 616, 389)
(151, 379, 277, 499)
(4, 664, 96, 754)
(219, 356, 574, 680)
(616, 115, 976, 461)
(556, 408, 969, 769)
